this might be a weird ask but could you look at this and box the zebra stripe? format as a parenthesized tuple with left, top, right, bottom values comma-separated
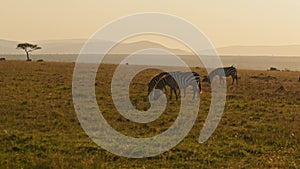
(153, 71, 202, 100)
(148, 72, 169, 96)
(209, 66, 238, 84)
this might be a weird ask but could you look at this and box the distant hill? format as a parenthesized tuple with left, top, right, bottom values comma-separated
(215, 45, 300, 56)
(108, 40, 190, 55)
(1, 39, 300, 56)
(0, 39, 189, 55)
(0, 39, 24, 54)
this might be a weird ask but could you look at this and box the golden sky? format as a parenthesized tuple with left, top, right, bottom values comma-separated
(1, 0, 300, 47)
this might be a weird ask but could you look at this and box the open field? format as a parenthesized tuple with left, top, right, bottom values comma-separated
(0, 60, 299, 168)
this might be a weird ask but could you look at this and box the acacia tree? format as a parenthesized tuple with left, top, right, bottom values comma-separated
(16, 43, 42, 61)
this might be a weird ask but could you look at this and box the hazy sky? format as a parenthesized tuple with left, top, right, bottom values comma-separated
(1, 0, 300, 47)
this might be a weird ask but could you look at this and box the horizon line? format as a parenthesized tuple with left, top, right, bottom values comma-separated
(1, 38, 300, 49)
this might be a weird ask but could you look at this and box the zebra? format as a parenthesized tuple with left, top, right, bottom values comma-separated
(208, 65, 238, 84)
(148, 72, 169, 97)
(178, 71, 202, 97)
(152, 71, 202, 100)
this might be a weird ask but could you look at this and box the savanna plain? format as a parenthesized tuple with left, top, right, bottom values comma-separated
(0, 60, 299, 168)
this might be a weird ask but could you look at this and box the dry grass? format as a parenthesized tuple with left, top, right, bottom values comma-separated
(0, 60, 299, 168)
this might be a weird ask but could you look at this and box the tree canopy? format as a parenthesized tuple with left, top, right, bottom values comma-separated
(16, 43, 42, 61)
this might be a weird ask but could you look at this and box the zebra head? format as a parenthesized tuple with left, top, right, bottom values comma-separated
(152, 76, 167, 100)
(192, 72, 203, 94)
(148, 72, 169, 96)
(147, 83, 154, 96)
(202, 76, 210, 83)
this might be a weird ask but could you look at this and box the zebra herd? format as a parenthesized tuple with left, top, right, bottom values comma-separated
(148, 66, 238, 100)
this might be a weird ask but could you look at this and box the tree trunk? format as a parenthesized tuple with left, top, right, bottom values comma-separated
(26, 51, 30, 61)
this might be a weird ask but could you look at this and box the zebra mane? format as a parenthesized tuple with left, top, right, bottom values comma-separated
(231, 64, 237, 68)
(148, 72, 168, 85)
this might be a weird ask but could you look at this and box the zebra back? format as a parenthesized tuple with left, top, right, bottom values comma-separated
(166, 71, 200, 90)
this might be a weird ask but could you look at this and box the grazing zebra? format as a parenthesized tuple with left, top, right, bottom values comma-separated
(153, 71, 202, 100)
(209, 66, 238, 84)
(148, 72, 169, 96)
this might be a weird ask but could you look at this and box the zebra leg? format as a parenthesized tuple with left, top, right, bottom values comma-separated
(218, 75, 224, 84)
(164, 86, 168, 95)
(220, 77, 223, 84)
(192, 87, 198, 99)
(192, 90, 195, 100)
(174, 88, 178, 100)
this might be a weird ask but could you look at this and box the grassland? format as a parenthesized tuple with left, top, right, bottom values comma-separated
(0, 60, 299, 168)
